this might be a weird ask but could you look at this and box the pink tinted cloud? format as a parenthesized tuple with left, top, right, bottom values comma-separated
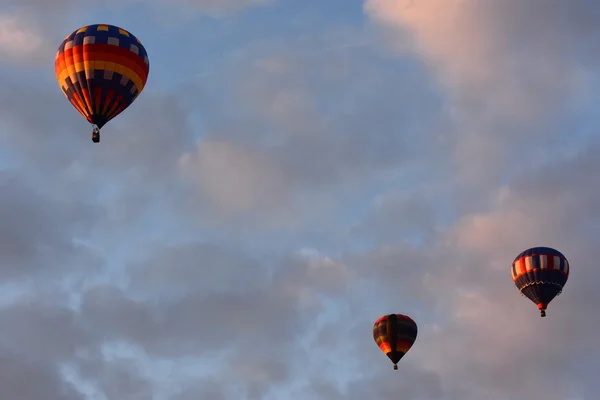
(364, 0, 588, 117)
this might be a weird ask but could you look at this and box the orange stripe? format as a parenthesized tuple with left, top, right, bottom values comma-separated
(55, 59, 144, 93)
(517, 258, 525, 275)
(83, 43, 149, 71)
(81, 88, 93, 113)
(69, 46, 93, 113)
(70, 93, 89, 118)
(69, 97, 87, 118)
(60, 44, 148, 83)
(82, 50, 148, 84)
(513, 267, 568, 280)
(378, 342, 391, 353)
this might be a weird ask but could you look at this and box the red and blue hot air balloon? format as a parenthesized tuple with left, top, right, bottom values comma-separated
(55, 24, 150, 143)
(511, 246, 569, 317)
(373, 314, 418, 370)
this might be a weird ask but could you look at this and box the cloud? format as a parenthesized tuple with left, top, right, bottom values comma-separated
(73, 356, 154, 400)
(0, 0, 104, 66)
(2, 0, 600, 398)
(352, 191, 438, 244)
(178, 33, 445, 224)
(364, 0, 600, 188)
(0, 172, 102, 281)
(0, 238, 357, 398)
(364, 0, 596, 101)
(0, 352, 80, 400)
(0, 13, 44, 63)
(179, 139, 290, 215)
(345, 147, 600, 399)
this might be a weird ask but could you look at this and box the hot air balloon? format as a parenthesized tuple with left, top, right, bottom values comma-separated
(512, 246, 569, 317)
(373, 314, 417, 370)
(55, 24, 150, 143)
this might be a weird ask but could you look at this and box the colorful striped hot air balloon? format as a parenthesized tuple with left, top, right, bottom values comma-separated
(512, 246, 569, 317)
(373, 314, 417, 370)
(55, 24, 150, 143)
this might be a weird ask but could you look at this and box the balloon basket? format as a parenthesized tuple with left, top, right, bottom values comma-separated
(92, 126, 100, 143)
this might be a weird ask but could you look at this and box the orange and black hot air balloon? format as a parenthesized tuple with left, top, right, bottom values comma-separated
(55, 24, 150, 143)
(373, 314, 417, 370)
(512, 246, 569, 317)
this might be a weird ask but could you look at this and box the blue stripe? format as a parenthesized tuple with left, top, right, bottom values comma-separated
(514, 246, 566, 262)
(57, 25, 148, 60)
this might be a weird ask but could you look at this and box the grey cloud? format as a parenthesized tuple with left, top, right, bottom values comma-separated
(172, 380, 227, 400)
(0, 79, 193, 181)
(77, 249, 336, 358)
(366, 0, 600, 97)
(180, 34, 446, 220)
(0, 300, 91, 363)
(168, 343, 297, 399)
(341, 367, 443, 400)
(0, 240, 322, 397)
(294, 305, 445, 400)
(73, 355, 154, 400)
(346, 242, 439, 310)
(222, 349, 292, 399)
(0, 172, 103, 280)
(352, 191, 438, 244)
(0, 77, 82, 166)
(0, 0, 103, 65)
(2, 0, 600, 398)
(349, 142, 600, 399)
(87, 90, 195, 179)
(128, 242, 266, 296)
(220, 40, 442, 182)
(0, 352, 81, 400)
(0, 71, 195, 235)
(365, 0, 600, 193)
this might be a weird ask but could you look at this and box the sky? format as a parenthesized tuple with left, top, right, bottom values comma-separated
(1, 0, 600, 398)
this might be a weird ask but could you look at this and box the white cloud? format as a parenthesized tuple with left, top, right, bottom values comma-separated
(364, 0, 589, 103)
(364, 0, 600, 191)
(0, 14, 43, 63)
(179, 139, 289, 215)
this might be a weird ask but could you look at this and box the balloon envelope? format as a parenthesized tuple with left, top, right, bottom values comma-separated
(373, 314, 417, 370)
(512, 246, 569, 317)
(55, 24, 150, 141)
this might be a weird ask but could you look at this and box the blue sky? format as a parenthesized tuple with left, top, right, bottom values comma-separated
(1, 0, 600, 398)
